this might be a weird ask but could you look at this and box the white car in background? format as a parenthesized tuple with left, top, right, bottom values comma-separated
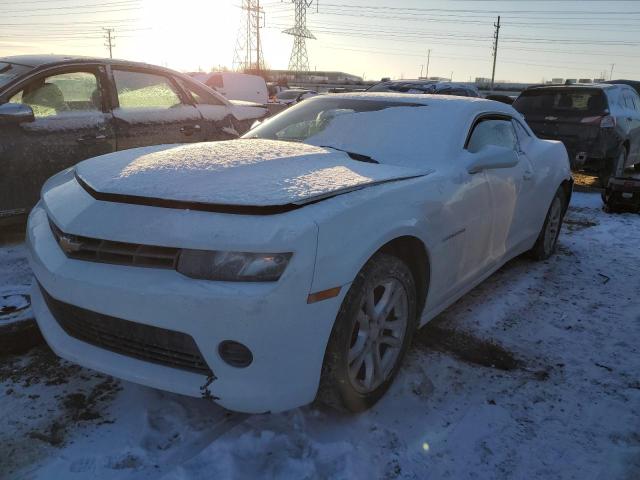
(189, 71, 269, 105)
(27, 94, 572, 413)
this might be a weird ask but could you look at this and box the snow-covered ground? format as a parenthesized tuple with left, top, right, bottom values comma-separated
(1, 191, 639, 480)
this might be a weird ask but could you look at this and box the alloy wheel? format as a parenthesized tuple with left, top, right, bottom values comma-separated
(544, 196, 562, 255)
(347, 277, 409, 394)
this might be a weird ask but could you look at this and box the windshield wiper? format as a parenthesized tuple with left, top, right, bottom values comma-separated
(319, 145, 379, 164)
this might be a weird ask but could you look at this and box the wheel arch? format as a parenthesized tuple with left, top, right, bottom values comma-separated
(375, 236, 430, 316)
(560, 177, 573, 213)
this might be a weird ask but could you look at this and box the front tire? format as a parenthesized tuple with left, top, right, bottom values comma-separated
(529, 188, 567, 261)
(318, 253, 417, 412)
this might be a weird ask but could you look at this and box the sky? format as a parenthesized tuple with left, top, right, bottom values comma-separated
(1, 0, 640, 83)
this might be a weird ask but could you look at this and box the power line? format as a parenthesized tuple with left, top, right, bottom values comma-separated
(0, 6, 142, 18)
(0, 0, 140, 14)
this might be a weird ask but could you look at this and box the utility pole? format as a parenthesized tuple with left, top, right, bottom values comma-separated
(610, 63, 615, 80)
(425, 49, 431, 79)
(419, 64, 424, 78)
(103, 28, 115, 59)
(491, 15, 500, 90)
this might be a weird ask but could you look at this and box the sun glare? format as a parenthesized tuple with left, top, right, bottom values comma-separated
(130, 0, 239, 71)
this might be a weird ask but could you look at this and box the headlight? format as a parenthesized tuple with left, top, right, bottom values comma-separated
(177, 250, 293, 282)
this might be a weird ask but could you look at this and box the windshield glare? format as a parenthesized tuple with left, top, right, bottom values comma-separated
(0, 62, 32, 89)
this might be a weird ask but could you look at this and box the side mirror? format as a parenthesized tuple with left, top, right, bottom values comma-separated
(0, 103, 35, 125)
(467, 145, 518, 174)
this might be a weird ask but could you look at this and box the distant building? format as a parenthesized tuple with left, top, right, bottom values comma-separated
(578, 78, 593, 84)
(475, 77, 492, 86)
(266, 70, 363, 84)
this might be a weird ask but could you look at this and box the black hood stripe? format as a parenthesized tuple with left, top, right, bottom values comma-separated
(75, 172, 301, 215)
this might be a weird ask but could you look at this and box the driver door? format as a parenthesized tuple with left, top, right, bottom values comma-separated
(0, 66, 115, 218)
(469, 116, 532, 261)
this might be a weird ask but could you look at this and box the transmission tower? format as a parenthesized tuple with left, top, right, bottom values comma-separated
(283, 0, 316, 73)
(232, 0, 265, 73)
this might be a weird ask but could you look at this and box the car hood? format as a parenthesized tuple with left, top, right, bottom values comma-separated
(74, 139, 429, 211)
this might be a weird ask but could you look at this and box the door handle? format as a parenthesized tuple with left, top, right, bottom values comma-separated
(523, 170, 534, 180)
(77, 133, 108, 143)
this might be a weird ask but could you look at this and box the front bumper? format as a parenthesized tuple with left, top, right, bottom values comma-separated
(27, 204, 346, 413)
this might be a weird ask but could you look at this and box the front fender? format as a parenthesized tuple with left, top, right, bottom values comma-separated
(307, 180, 435, 295)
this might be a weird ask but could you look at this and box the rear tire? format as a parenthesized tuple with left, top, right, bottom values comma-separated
(529, 188, 567, 261)
(317, 253, 417, 412)
(599, 146, 628, 186)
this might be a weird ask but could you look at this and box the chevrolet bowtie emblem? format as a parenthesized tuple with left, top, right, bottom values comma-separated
(59, 235, 82, 253)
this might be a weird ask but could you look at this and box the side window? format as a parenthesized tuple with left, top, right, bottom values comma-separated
(512, 119, 532, 151)
(176, 78, 225, 106)
(9, 71, 101, 118)
(467, 118, 517, 153)
(113, 70, 182, 109)
(624, 91, 638, 111)
(630, 92, 640, 111)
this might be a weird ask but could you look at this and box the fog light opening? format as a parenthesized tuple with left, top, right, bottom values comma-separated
(218, 340, 253, 368)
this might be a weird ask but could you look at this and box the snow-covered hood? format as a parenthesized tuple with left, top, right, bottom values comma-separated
(74, 139, 428, 211)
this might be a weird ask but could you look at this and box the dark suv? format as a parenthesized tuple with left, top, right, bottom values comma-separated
(513, 84, 640, 180)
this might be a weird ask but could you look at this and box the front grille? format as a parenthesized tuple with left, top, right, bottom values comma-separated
(39, 284, 213, 375)
(49, 220, 179, 269)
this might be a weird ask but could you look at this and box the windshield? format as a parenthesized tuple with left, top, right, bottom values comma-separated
(0, 62, 32, 89)
(243, 97, 434, 167)
(513, 88, 608, 116)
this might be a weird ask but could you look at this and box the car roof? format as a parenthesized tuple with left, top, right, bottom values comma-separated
(317, 92, 513, 114)
(0, 54, 163, 70)
(375, 79, 473, 88)
(525, 83, 619, 91)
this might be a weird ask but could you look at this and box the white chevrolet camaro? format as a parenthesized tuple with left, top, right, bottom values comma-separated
(27, 94, 572, 413)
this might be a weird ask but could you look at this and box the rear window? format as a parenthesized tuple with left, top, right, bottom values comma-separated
(0, 62, 33, 89)
(513, 88, 608, 116)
